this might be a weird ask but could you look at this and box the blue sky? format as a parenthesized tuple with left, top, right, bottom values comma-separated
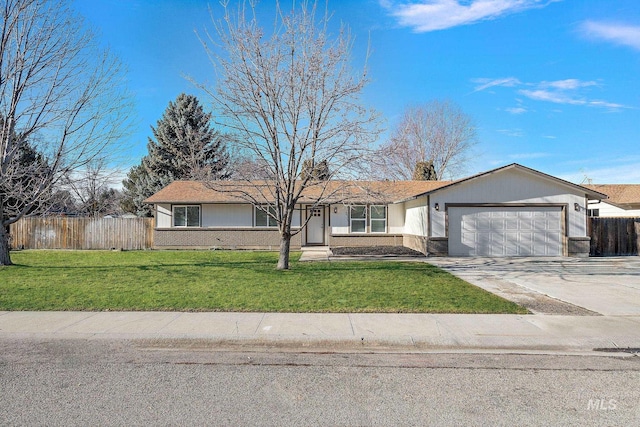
(74, 0, 640, 183)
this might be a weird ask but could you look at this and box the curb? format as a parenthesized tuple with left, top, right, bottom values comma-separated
(2, 332, 636, 357)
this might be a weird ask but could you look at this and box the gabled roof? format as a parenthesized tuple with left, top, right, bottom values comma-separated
(144, 180, 452, 205)
(144, 164, 611, 206)
(404, 163, 608, 201)
(584, 184, 640, 208)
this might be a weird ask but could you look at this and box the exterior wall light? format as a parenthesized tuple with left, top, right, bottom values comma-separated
(434, 203, 440, 211)
(333, 206, 338, 214)
(574, 203, 580, 211)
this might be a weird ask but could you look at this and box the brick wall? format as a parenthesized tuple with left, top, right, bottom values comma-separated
(328, 234, 404, 247)
(568, 237, 590, 257)
(403, 234, 449, 256)
(427, 237, 448, 256)
(154, 228, 302, 250)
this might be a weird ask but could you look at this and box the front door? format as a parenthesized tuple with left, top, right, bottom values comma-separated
(306, 206, 325, 245)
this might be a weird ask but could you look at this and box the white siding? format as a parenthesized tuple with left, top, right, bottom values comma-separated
(593, 202, 640, 217)
(292, 207, 302, 227)
(199, 204, 303, 227)
(202, 204, 253, 227)
(430, 169, 588, 238)
(404, 197, 429, 236)
(156, 204, 172, 228)
(388, 203, 405, 234)
(330, 204, 349, 234)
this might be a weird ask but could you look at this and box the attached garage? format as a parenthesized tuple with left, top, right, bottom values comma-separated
(448, 206, 563, 256)
(410, 164, 608, 258)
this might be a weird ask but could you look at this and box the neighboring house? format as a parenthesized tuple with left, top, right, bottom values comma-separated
(145, 163, 607, 257)
(583, 184, 640, 217)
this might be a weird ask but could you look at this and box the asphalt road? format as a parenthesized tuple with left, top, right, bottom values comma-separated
(1, 338, 639, 426)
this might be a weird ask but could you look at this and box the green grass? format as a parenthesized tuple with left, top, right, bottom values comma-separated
(0, 250, 527, 313)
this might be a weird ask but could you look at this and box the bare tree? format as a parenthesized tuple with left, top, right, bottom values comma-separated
(65, 160, 124, 217)
(0, 0, 133, 265)
(376, 100, 477, 181)
(229, 156, 274, 180)
(198, 0, 380, 270)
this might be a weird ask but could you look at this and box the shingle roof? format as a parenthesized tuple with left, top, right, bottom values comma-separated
(145, 164, 616, 206)
(584, 184, 640, 208)
(144, 180, 452, 205)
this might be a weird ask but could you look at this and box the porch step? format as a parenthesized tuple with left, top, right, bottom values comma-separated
(299, 246, 333, 262)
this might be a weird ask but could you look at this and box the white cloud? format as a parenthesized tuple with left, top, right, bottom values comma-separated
(518, 89, 584, 105)
(541, 79, 598, 90)
(472, 77, 521, 92)
(519, 89, 629, 110)
(587, 100, 628, 109)
(497, 128, 524, 137)
(505, 107, 527, 114)
(472, 76, 629, 111)
(581, 21, 640, 51)
(382, 0, 559, 32)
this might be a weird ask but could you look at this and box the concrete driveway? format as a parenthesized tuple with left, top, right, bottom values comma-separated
(427, 257, 640, 316)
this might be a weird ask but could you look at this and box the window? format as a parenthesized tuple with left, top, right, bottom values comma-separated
(255, 206, 278, 227)
(587, 209, 600, 217)
(173, 205, 200, 227)
(370, 205, 387, 233)
(349, 205, 388, 233)
(350, 205, 366, 233)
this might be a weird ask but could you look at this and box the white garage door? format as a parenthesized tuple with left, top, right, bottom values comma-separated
(449, 206, 563, 257)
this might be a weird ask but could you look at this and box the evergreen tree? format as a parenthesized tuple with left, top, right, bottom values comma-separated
(121, 164, 150, 215)
(122, 94, 230, 215)
(121, 161, 173, 216)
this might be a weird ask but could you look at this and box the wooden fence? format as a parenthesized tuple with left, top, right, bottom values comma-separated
(9, 217, 154, 250)
(588, 217, 640, 256)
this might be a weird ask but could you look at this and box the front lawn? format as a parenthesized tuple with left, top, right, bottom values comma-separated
(0, 250, 527, 313)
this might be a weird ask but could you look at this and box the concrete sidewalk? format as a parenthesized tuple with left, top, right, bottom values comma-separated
(1, 311, 639, 354)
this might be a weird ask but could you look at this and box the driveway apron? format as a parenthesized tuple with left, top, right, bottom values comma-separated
(427, 257, 640, 316)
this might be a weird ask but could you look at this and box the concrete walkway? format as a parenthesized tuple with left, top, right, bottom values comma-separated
(1, 311, 639, 354)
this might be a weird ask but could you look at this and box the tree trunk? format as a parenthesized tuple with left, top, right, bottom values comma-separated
(277, 233, 291, 270)
(0, 225, 13, 266)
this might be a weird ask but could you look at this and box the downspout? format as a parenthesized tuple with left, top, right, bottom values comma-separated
(426, 195, 431, 256)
